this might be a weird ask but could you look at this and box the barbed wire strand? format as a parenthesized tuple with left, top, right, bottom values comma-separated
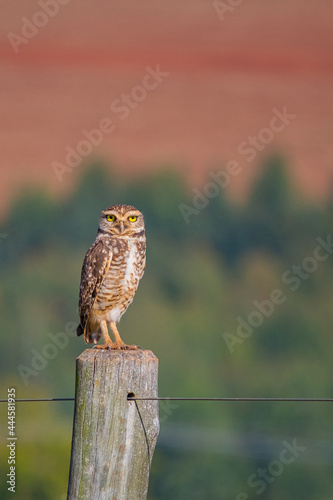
(1, 397, 333, 403)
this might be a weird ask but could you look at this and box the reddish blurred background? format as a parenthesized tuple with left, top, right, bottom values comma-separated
(1, 0, 333, 216)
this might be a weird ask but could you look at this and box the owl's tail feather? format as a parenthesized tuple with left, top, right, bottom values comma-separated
(83, 323, 102, 344)
(76, 324, 84, 337)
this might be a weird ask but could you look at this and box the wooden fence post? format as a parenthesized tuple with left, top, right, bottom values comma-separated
(67, 349, 159, 500)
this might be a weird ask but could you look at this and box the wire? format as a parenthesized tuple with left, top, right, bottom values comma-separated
(128, 397, 333, 402)
(132, 399, 151, 468)
(0, 398, 74, 403)
(1, 397, 333, 403)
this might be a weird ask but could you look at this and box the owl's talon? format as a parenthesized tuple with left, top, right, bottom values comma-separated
(124, 344, 140, 350)
(94, 342, 120, 350)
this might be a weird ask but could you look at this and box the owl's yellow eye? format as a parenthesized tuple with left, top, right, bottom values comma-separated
(128, 215, 137, 222)
(106, 214, 116, 222)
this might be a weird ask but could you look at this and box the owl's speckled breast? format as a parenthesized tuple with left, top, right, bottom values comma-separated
(94, 236, 146, 322)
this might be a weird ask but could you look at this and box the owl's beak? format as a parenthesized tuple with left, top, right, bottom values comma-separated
(118, 221, 125, 233)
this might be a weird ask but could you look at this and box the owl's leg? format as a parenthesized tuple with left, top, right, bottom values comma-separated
(94, 320, 120, 350)
(110, 321, 140, 350)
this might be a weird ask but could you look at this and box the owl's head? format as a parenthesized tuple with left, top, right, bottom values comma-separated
(98, 204, 145, 238)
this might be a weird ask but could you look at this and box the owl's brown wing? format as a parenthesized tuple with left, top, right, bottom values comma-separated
(77, 238, 112, 337)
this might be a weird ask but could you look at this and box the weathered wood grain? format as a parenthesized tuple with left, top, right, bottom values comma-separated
(67, 349, 159, 500)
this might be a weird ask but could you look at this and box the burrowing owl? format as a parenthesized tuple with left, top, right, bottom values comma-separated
(76, 204, 146, 350)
